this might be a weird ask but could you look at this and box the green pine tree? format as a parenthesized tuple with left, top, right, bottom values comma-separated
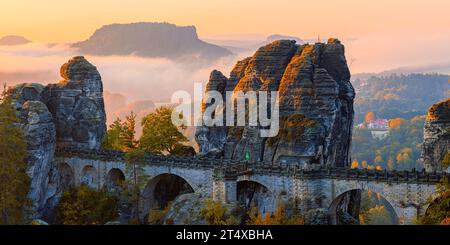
(102, 117, 124, 151)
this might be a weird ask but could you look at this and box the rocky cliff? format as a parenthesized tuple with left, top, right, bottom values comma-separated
(9, 84, 56, 217)
(196, 39, 355, 167)
(9, 56, 106, 219)
(422, 98, 450, 172)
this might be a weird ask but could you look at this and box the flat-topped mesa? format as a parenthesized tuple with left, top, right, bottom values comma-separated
(195, 38, 355, 168)
(422, 98, 450, 172)
(42, 56, 106, 150)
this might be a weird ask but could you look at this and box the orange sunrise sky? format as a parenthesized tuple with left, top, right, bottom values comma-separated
(0, 0, 449, 42)
(0, 0, 449, 77)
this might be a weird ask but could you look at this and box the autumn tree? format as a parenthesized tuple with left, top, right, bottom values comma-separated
(0, 87, 31, 224)
(201, 199, 238, 225)
(246, 201, 304, 225)
(364, 111, 375, 124)
(396, 148, 413, 165)
(139, 106, 188, 154)
(120, 112, 138, 151)
(388, 118, 405, 129)
(100, 108, 191, 223)
(55, 185, 118, 225)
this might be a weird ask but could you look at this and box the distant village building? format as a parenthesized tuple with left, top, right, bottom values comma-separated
(367, 119, 389, 129)
(355, 118, 390, 140)
(370, 130, 389, 140)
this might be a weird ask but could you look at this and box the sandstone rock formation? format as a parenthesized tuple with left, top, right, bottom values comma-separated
(196, 39, 355, 167)
(8, 56, 107, 219)
(9, 83, 56, 217)
(42, 56, 106, 150)
(422, 98, 450, 172)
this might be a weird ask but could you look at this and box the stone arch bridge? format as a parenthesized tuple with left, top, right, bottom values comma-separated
(55, 147, 447, 225)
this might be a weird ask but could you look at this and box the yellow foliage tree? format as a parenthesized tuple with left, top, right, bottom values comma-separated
(246, 201, 304, 225)
(365, 111, 375, 124)
(396, 148, 412, 164)
(201, 199, 238, 225)
(388, 118, 405, 129)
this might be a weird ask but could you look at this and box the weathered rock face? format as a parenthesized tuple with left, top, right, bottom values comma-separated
(9, 83, 56, 217)
(422, 98, 450, 172)
(9, 56, 107, 219)
(195, 70, 228, 157)
(42, 56, 106, 149)
(196, 39, 354, 167)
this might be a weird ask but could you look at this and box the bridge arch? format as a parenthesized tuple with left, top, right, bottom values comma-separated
(81, 165, 98, 188)
(142, 173, 195, 215)
(58, 162, 75, 192)
(105, 168, 125, 192)
(237, 180, 275, 216)
(329, 188, 399, 225)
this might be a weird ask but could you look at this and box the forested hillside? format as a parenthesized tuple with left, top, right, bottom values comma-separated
(353, 74, 449, 123)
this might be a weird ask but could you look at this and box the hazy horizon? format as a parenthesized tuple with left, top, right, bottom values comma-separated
(1, 0, 449, 73)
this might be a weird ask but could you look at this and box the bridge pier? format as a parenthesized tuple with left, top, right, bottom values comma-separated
(212, 168, 237, 203)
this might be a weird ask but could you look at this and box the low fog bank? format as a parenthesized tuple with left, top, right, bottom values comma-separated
(0, 42, 241, 148)
(1, 30, 449, 131)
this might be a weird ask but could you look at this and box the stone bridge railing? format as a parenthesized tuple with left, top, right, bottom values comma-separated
(55, 147, 449, 184)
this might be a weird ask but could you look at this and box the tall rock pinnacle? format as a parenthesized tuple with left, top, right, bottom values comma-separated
(196, 38, 355, 168)
(43, 56, 107, 149)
